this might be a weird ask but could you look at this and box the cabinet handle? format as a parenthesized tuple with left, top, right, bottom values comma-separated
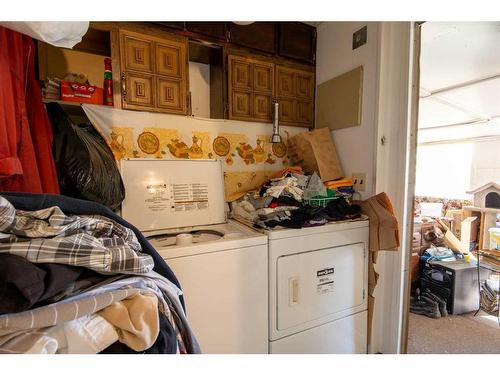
(121, 73, 127, 102)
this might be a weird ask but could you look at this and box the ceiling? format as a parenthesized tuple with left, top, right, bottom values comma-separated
(419, 22, 500, 130)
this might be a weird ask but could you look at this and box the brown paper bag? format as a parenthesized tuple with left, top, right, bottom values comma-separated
(287, 127, 344, 181)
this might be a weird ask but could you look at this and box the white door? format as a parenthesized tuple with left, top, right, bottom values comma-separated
(166, 245, 268, 353)
(276, 243, 366, 331)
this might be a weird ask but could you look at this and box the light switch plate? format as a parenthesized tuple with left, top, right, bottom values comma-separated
(353, 26, 368, 50)
(352, 173, 367, 192)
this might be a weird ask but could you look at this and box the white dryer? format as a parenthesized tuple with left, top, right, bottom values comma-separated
(265, 220, 369, 354)
(120, 159, 268, 354)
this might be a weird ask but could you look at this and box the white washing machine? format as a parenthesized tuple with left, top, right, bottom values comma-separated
(262, 219, 369, 354)
(120, 159, 268, 354)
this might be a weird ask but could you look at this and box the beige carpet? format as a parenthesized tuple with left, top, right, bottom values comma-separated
(407, 311, 500, 354)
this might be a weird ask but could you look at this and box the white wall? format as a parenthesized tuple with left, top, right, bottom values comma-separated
(471, 140, 500, 189)
(316, 22, 380, 199)
(414, 139, 500, 199)
(415, 142, 474, 199)
(189, 62, 211, 118)
(317, 22, 412, 355)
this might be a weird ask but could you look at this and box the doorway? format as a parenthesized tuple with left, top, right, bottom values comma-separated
(406, 22, 500, 354)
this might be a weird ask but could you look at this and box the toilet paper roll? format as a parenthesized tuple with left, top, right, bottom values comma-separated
(176, 233, 193, 246)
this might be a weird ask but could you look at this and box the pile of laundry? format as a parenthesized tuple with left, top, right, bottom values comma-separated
(0, 195, 200, 354)
(231, 169, 364, 230)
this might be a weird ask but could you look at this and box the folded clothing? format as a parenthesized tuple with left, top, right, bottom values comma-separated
(324, 178, 354, 189)
(0, 196, 154, 274)
(99, 312, 177, 354)
(0, 192, 182, 293)
(0, 254, 84, 314)
(97, 293, 159, 352)
(0, 314, 119, 354)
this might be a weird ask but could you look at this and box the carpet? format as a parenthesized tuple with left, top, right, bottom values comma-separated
(407, 311, 500, 354)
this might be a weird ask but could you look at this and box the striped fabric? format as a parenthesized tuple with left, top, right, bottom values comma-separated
(0, 272, 200, 353)
(0, 196, 154, 274)
(0, 288, 142, 337)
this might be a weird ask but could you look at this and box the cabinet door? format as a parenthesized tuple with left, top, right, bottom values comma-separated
(157, 77, 185, 113)
(186, 22, 227, 40)
(121, 32, 154, 73)
(296, 71, 314, 100)
(230, 90, 252, 119)
(156, 41, 184, 78)
(279, 98, 295, 123)
(124, 72, 155, 108)
(276, 65, 315, 127)
(230, 57, 252, 90)
(276, 67, 295, 98)
(254, 94, 272, 121)
(296, 100, 313, 124)
(253, 63, 274, 93)
(278, 22, 316, 64)
(229, 22, 277, 54)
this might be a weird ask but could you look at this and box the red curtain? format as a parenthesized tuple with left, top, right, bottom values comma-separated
(0, 26, 59, 194)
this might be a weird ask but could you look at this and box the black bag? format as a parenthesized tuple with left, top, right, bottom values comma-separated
(46, 103, 125, 210)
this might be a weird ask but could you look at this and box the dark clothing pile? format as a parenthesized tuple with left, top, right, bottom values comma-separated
(0, 192, 200, 354)
(263, 198, 362, 229)
(232, 170, 364, 230)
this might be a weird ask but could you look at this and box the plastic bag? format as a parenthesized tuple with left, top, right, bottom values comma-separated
(46, 103, 125, 210)
(0, 22, 89, 48)
(303, 172, 327, 200)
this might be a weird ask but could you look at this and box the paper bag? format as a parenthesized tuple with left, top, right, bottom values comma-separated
(287, 127, 344, 181)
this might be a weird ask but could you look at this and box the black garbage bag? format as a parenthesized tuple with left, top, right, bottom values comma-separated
(46, 103, 125, 210)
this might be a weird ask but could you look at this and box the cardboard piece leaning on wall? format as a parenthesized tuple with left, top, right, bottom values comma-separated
(317, 66, 363, 131)
(287, 127, 344, 182)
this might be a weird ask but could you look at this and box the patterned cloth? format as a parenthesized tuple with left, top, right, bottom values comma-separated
(0, 288, 142, 337)
(0, 272, 200, 354)
(0, 196, 154, 274)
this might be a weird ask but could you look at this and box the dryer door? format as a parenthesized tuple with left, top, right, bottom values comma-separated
(276, 242, 366, 331)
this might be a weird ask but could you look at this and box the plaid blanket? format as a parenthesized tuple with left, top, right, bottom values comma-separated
(0, 196, 154, 274)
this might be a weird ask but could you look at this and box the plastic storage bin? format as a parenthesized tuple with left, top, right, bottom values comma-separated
(489, 228, 500, 250)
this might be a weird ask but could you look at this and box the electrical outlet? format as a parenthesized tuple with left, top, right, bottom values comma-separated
(352, 173, 367, 192)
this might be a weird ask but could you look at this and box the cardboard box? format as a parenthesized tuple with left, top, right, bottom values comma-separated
(60, 80, 103, 104)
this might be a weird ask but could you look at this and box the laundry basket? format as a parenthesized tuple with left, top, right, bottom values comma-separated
(304, 189, 338, 208)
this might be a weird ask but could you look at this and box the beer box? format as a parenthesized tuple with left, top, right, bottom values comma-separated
(60, 80, 103, 104)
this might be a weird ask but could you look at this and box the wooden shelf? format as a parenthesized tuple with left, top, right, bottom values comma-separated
(463, 206, 500, 214)
(42, 99, 107, 107)
(42, 99, 82, 107)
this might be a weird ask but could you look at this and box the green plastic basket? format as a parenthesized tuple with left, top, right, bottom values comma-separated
(304, 189, 338, 208)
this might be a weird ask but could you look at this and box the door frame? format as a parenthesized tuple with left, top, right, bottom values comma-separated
(400, 22, 423, 353)
(371, 21, 421, 354)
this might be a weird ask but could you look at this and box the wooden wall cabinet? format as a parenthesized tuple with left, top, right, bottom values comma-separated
(228, 55, 315, 127)
(119, 29, 189, 115)
(39, 22, 315, 127)
(276, 65, 315, 127)
(185, 22, 227, 40)
(228, 22, 277, 54)
(278, 22, 316, 64)
(228, 54, 274, 122)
